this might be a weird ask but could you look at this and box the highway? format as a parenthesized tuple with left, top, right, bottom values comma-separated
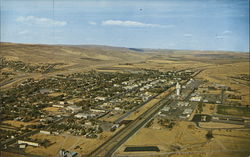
(88, 88, 175, 157)
(88, 69, 204, 157)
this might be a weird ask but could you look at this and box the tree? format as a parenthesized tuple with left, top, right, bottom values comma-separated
(206, 130, 213, 140)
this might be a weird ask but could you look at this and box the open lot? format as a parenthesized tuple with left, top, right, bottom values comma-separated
(115, 121, 250, 157)
(217, 105, 250, 117)
(25, 131, 114, 157)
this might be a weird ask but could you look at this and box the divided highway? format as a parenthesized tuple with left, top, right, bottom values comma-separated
(88, 69, 203, 157)
(88, 89, 175, 157)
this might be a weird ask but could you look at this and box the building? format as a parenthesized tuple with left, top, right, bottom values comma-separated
(53, 104, 65, 108)
(114, 107, 121, 111)
(90, 108, 106, 113)
(17, 140, 39, 147)
(40, 130, 51, 135)
(67, 105, 82, 113)
(176, 82, 181, 96)
(190, 96, 202, 102)
(182, 108, 193, 115)
(59, 101, 65, 105)
(19, 144, 27, 149)
(59, 149, 78, 157)
(74, 113, 95, 119)
(161, 106, 170, 112)
(95, 96, 106, 101)
(177, 102, 189, 107)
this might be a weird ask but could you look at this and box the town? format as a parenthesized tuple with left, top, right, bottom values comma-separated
(1, 0, 249, 156)
(0, 69, 192, 152)
(1, 66, 249, 157)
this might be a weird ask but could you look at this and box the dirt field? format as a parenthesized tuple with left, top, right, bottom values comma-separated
(196, 62, 249, 105)
(202, 103, 216, 114)
(42, 107, 61, 112)
(25, 131, 114, 157)
(115, 121, 250, 157)
(2, 120, 38, 128)
(199, 122, 245, 129)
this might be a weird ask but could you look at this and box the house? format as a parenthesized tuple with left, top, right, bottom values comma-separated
(95, 97, 106, 101)
(114, 107, 121, 111)
(40, 130, 51, 135)
(67, 105, 82, 112)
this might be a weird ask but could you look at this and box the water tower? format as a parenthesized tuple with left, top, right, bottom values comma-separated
(176, 82, 181, 96)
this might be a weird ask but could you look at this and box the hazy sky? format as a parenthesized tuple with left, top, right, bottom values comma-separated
(1, 0, 249, 52)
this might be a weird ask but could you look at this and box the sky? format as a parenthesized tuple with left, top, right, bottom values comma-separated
(0, 0, 249, 52)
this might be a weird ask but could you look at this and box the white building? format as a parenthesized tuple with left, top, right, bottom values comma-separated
(183, 108, 193, 115)
(176, 82, 181, 96)
(74, 113, 96, 119)
(190, 96, 202, 102)
(95, 97, 106, 101)
(67, 105, 82, 112)
(52, 104, 64, 108)
(17, 140, 39, 147)
(40, 130, 51, 135)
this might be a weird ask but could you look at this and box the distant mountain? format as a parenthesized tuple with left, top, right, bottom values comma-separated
(1, 42, 248, 66)
(0, 42, 150, 65)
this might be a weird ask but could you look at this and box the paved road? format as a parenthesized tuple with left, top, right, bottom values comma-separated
(88, 89, 175, 157)
(88, 69, 204, 157)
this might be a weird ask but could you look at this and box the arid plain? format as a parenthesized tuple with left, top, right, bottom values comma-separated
(0, 42, 249, 157)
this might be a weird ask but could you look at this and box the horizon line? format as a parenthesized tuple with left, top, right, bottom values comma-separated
(0, 41, 249, 53)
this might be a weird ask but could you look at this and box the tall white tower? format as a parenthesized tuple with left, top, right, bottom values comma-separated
(176, 82, 181, 96)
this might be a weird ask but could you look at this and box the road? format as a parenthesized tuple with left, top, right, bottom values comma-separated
(88, 88, 175, 157)
(88, 69, 204, 157)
